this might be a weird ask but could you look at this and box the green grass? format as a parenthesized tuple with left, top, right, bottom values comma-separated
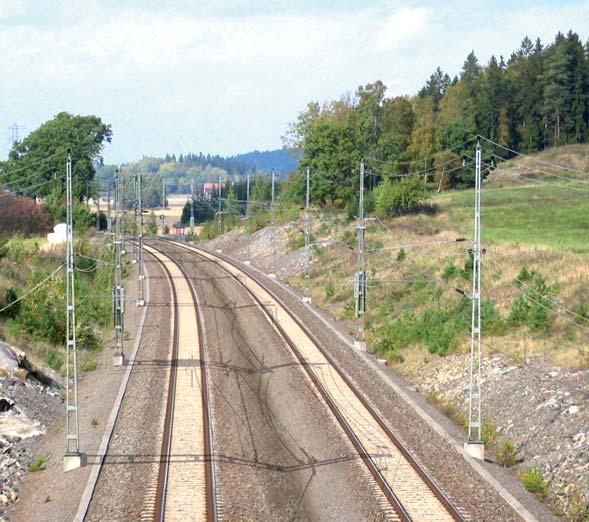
(435, 185, 589, 252)
(28, 454, 50, 472)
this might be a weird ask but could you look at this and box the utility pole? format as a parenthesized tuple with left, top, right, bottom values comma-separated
(217, 175, 222, 241)
(190, 176, 195, 240)
(63, 149, 81, 472)
(132, 172, 138, 262)
(113, 167, 125, 367)
(162, 177, 166, 209)
(270, 169, 276, 259)
(95, 182, 100, 230)
(245, 172, 251, 262)
(137, 171, 145, 306)
(271, 169, 276, 224)
(106, 182, 112, 233)
(355, 160, 367, 318)
(354, 160, 367, 350)
(303, 167, 312, 303)
(465, 140, 484, 460)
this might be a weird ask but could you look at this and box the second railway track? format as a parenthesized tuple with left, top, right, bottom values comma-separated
(153, 238, 467, 522)
(144, 245, 216, 522)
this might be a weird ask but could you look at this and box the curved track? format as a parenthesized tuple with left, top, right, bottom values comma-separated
(141, 245, 217, 522)
(155, 239, 467, 522)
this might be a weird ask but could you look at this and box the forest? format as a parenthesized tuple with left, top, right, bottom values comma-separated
(281, 31, 589, 204)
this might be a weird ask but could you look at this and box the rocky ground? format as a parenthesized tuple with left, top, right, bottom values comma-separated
(202, 223, 589, 520)
(0, 342, 62, 521)
(403, 353, 589, 519)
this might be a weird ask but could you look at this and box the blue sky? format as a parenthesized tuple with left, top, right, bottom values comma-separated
(1, 0, 588, 163)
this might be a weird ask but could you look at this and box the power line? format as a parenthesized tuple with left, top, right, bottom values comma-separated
(368, 136, 477, 167)
(484, 258, 589, 328)
(479, 135, 589, 177)
(0, 264, 64, 314)
(0, 175, 66, 198)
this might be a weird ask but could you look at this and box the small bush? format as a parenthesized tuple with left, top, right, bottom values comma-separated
(287, 232, 306, 251)
(481, 418, 498, 446)
(521, 467, 548, 497)
(375, 177, 429, 217)
(508, 270, 557, 333)
(342, 230, 355, 246)
(442, 261, 458, 280)
(325, 280, 335, 301)
(396, 248, 406, 262)
(496, 441, 518, 467)
(45, 348, 64, 371)
(28, 454, 50, 472)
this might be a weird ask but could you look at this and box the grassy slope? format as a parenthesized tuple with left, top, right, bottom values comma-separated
(286, 144, 589, 370)
(437, 182, 589, 252)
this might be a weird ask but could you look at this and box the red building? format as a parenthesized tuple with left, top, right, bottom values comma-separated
(203, 182, 220, 200)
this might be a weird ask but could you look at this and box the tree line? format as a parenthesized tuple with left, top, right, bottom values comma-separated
(281, 30, 589, 205)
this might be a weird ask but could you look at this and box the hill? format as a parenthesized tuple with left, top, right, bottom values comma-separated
(228, 149, 298, 177)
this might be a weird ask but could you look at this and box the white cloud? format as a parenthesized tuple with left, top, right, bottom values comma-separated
(0, 1, 587, 162)
(374, 7, 430, 50)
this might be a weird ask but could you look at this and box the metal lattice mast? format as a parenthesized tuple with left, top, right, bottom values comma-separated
(64, 150, 81, 471)
(246, 173, 251, 261)
(106, 182, 112, 232)
(113, 167, 125, 366)
(137, 171, 145, 306)
(304, 167, 311, 301)
(355, 160, 367, 317)
(190, 176, 195, 239)
(132, 172, 138, 262)
(467, 140, 483, 447)
(217, 175, 222, 239)
(271, 169, 276, 224)
(95, 181, 100, 230)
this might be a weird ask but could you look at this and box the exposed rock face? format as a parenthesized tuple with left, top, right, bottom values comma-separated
(406, 353, 588, 518)
(0, 349, 62, 520)
(0, 343, 27, 382)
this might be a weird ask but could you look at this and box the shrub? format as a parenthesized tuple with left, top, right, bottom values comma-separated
(28, 454, 50, 472)
(508, 270, 557, 333)
(375, 177, 429, 217)
(341, 230, 355, 246)
(442, 261, 458, 280)
(325, 280, 335, 301)
(496, 441, 518, 467)
(481, 418, 498, 446)
(396, 248, 406, 262)
(521, 467, 548, 496)
(45, 348, 64, 371)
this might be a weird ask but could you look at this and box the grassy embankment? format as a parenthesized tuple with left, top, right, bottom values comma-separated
(0, 235, 117, 376)
(286, 145, 589, 371)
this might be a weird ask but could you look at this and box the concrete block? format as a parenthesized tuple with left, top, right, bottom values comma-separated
(354, 340, 367, 351)
(112, 354, 125, 367)
(63, 453, 82, 472)
(302, 296, 312, 303)
(464, 441, 485, 461)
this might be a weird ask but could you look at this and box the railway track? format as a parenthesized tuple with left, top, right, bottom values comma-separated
(142, 245, 216, 522)
(155, 239, 467, 522)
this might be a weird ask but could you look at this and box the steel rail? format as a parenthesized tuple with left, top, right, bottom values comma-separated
(149, 246, 217, 522)
(159, 239, 466, 522)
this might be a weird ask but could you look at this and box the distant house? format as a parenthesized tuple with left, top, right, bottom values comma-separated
(203, 182, 220, 200)
(173, 222, 185, 237)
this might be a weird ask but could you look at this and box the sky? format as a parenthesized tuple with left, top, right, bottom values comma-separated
(1, 0, 588, 163)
